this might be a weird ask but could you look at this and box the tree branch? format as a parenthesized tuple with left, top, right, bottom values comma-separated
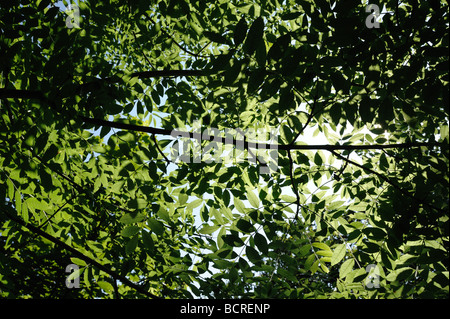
(129, 69, 210, 79)
(144, 12, 212, 59)
(329, 150, 445, 214)
(151, 133, 172, 164)
(0, 88, 47, 100)
(289, 84, 318, 146)
(287, 149, 301, 220)
(0, 88, 442, 152)
(82, 116, 440, 152)
(2, 207, 161, 299)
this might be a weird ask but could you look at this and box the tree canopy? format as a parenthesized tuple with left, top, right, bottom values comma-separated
(0, 0, 448, 299)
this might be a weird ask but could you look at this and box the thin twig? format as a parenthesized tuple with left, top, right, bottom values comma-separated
(152, 133, 171, 164)
(38, 198, 71, 229)
(144, 12, 212, 59)
(287, 150, 301, 220)
(289, 84, 319, 146)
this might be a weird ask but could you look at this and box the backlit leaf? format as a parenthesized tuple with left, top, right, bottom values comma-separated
(246, 188, 260, 208)
(339, 259, 355, 279)
(331, 244, 347, 266)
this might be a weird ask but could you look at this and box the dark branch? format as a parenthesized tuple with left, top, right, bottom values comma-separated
(2, 207, 161, 299)
(152, 133, 172, 164)
(81, 116, 173, 136)
(144, 12, 211, 59)
(129, 69, 209, 79)
(0, 88, 46, 100)
(82, 116, 440, 152)
(289, 85, 318, 146)
(0, 88, 441, 153)
(329, 150, 445, 214)
(287, 150, 301, 220)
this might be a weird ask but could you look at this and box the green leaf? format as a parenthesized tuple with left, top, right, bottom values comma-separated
(217, 226, 226, 249)
(199, 224, 220, 234)
(247, 68, 266, 94)
(246, 188, 260, 208)
(14, 190, 22, 219)
(279, 89, 295, 112)
(211, 207, 224, 224)
(331, 244, 347, 266)
(254, 233, 268, 254)
(222, 234, 245, 247)
(111, 181, 125, 194)
(213, 259, 233, 269)
(83, 266, 91, 288)
(127, 198, 147, 209)
(234, 198, 247, 214)
(330, 71, 349, 93)
(97, 281, 114, 293)
(280, 125, 293, 143)
(246, 245, 261, 263)
(281, 11, 302, 20)
(147, 218, 165, 236)
(67, 268, 82, 283)
(310, 259, 320, 274)
(314, 152, 323, 166)
(221, 206, 233, 220)
(186, 198, 203, 211)
(41, 144, 59, 163)
(120, 212, 146, 224)
(70, 257, 87, 267)
(305, 254, 316, 270)
(125, 235, 139, 255)
(440, 124, 449, 142)
(312, 242, 331, 251)
(277, 268, 298, 282)
(339, 259, 355, 279)
(121, 225, 140, 237)
(320, 261, 330, 273)
(328, 200, 345, 210)
(141, 231, 155, 252)
(25, 197, 49, 211)
(236, 219, 254, 233)
(21, 200, 29, 223)
(204, 31, 229, 45)
(316, 250, 333, 257)
(386, 267, 414, 282)
(281, 195, 297, 203)
(178, 193, 188, 205)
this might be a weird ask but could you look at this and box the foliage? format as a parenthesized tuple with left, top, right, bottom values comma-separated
(0, 0, 448, 299)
